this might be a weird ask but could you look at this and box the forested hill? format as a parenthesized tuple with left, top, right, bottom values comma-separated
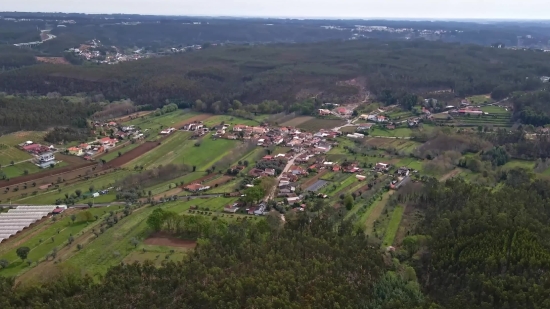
(0, 210, 428, 309)
(2, 40, 549, 113)
(2, 178, 550, 308)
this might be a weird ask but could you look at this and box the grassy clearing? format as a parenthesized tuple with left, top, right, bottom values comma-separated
(502, 160, 535, 171)
(0, 207, 109, 277)
(202, 115, 260, 127)
(480, 105, 510, 115)
(363, 191, 394, 235)
(382, 205, 405, 246)
(371, 127, 413, 137)
(467, 95, 493, 105)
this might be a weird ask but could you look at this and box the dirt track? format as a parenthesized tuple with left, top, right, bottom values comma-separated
(102, 142, 159, 169)
(145, 232, 197, 249)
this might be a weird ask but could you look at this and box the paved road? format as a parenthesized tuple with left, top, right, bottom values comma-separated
(264, 151, 303, 202)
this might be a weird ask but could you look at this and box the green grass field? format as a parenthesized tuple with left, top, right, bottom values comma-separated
(370, 127, 413, 138)
(64, 197, 236, 275)
(203, 115, 260, 127)
(480, 106, 510, 115)
(167, 134, 238, 171)
(382, 205, 405, 246)
(128, 131, 192, 168)
(0, 207, 109, 277)
(502, 160, 535, 171)
(467, 95, 493, 105)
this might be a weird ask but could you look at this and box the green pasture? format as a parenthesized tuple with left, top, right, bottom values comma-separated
(382, 205, 405, 246)
(0, 207, 109, 277)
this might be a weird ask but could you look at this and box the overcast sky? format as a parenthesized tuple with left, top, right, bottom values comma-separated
(3, 0, 549, 20)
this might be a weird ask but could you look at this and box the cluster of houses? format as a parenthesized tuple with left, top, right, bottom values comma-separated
(92, 122, 145, 141)
(67, 121, 147, 159)
(67, 137, 119, 159)
(223, 201, 268, 215)
(18, 141, 58, 169)
(182, 121, 209, 137)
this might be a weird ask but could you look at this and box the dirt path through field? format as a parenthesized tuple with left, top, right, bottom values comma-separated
(144, 232, 197, 249)
(439, 168, 461, 181)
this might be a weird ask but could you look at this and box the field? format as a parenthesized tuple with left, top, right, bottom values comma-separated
(106, 141, 161, 168)
(202, 115, 260, 127)
(0, 207, 110, 277)
(280, 116, 315, 127)
(363, 191, 394, 235)
(382, 205, 405, 246)
(502, 160, 535, 171)
(467, 95, 493, 105)
(370, 127, 413, 137)
(365, 138, 420, 154)
(127, 132, 237, 171)
(298, 118, 346, 131)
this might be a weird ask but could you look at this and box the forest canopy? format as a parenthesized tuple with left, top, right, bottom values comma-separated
(2, 40, 550, 118)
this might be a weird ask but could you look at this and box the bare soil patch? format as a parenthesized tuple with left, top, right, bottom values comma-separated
(205, 175, 234, 187)
(173, 114, 213, 129)
(145, 232, 197, 249)
(152, 188, 182, 199)
(112, 111, 153, 123)
(103, 141, 159, 169)
(36, 57, 70, 65)
(439, 169, 461, 182)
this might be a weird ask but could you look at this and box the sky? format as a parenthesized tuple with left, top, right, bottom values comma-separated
(3, 0, 550, 20)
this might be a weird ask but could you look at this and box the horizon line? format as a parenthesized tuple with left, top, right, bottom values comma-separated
(1, 11, 550, 22)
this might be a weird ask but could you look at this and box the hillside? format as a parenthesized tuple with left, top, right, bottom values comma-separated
(1, 40, 550, 114)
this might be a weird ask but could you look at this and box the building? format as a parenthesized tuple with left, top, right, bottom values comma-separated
(68, 147, 83, 156)
(184, 183, 210, 192)
(36, 152, 56, 168)
(357, 123, 374, 131)
(224, 203, 240, 213)
(375, 162, 390, 172)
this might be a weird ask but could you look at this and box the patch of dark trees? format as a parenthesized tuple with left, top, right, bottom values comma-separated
(2, 40, 550, 118)
(0, 96, 101, 134)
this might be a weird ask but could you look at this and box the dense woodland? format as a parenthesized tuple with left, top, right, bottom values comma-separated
(2, 40, 550, 123)
(2, 179, 550, 308)
(0, 96, 100, 134)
